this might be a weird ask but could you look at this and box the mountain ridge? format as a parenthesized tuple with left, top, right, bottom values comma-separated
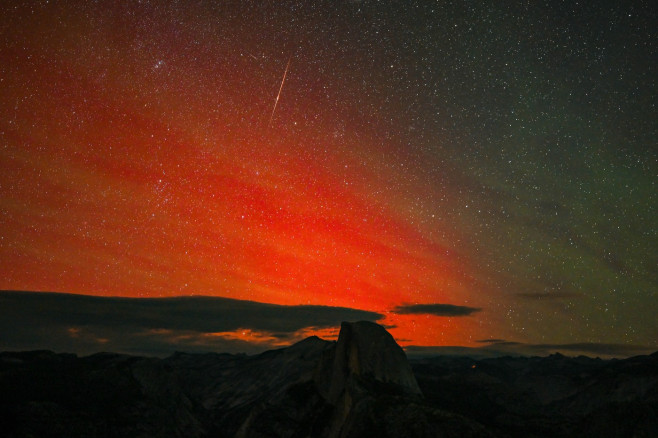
(1, 322, 657, 437)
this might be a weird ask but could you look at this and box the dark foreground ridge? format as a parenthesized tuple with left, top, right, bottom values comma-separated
(2, 322, 657, 437)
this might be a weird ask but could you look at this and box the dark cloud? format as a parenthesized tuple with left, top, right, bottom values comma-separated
(393, 303, 481, 317)
(0, 291, 382, 356)
(514, 292, 581, 300)
(476, 339, 521, 346)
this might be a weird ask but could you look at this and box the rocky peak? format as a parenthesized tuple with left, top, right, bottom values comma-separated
(285, 335, 331, 356)
(318, 321, 422, 402)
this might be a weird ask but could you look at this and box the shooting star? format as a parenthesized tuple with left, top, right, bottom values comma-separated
(268, 56, 291, 127)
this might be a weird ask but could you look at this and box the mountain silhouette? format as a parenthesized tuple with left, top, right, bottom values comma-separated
(1, 322, 656, 437)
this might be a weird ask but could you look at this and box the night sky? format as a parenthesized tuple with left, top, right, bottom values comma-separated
(1, 1, 656, 356)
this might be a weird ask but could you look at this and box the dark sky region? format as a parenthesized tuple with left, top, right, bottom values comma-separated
(0, 1, 656, 357)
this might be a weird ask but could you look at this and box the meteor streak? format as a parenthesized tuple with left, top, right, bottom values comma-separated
(268, 56, 291, 127)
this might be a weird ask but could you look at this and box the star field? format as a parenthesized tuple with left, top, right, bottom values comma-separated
(0, 0, 655, 351)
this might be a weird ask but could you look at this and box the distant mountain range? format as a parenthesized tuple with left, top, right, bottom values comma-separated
(2, 321, 657, 437)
